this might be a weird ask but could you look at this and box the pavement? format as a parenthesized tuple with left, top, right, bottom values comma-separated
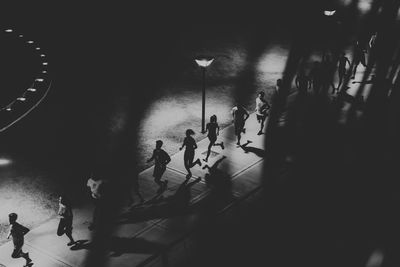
(0, 112, 267, 267)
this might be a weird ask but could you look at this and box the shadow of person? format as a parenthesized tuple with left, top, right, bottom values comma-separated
(70, 240, 91, 251)
(240, 140, 266, 158)
(202, 156, 231, 191)
(117, 178, 202, 224)
(109, 237, 165, 257)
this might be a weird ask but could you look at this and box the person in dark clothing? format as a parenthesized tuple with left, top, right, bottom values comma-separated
(203, 115, 224, 162)
(309, 61, 323, 94)
(7, 213, 32, 266)
(336, 52, 351, 91)
(147, 140, 171, 193)
(179, 129, 201, 179)
(57, 194, 76, 246)
(351, 40, 367, 79)
(232, 103, 249, 146)
(295, 69, 311, 95)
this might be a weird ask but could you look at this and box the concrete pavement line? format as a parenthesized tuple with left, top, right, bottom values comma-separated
(24, 242, 74, 267)
(231, 158, 264, 180)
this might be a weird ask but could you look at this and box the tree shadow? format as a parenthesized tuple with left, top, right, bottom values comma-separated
(117, 178, 202, 224)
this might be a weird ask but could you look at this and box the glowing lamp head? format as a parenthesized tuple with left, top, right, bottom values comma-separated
(42, 62, 48, 65)
(36, 47, 40, 50)
(17, 97, 26, 101)
(5, 29, 13, 33)
(35, 78, 44, 82)
(27, 40, 34, 44)
(40, 54, 45, 57)
(195, 56, 215, 68)
(28, 88, 36, 92)
(0, 158, 12, 166)
(324, 10, 336, 16)
(6, 107, 12, 111)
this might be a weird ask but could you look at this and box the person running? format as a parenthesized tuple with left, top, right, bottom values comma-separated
(255, 91, 270, 135)
(203, 115, 224, 162)
(147, 140, 171, 193)
(179, 129, 201, 179)
(295, 69, 311, 95)
(7, 213, 32, 266)
(336, 52, 351, 91)
(57, 194, 76, 246)
(231, 103, 249, 146)
(351, 40, 367, 79)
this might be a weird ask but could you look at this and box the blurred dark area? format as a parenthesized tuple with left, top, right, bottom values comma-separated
(1, 1, 400, 266)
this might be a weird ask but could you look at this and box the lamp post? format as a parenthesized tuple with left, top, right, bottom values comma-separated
(195, 56, 214, 133)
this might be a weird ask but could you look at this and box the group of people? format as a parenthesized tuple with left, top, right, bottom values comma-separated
(295, 38, 375, 96)
(5, 89, 273, 267)
(147, 90, 271, 194)
(6, 194, 76, 266)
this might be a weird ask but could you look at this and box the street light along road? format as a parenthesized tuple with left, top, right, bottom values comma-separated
(194, 56, 214, 133)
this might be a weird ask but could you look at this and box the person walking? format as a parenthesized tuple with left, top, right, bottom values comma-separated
(7, 213, 32, 266)
(231, 103, 249, 146)
(255, 91, 270, 135)
(147, 140, 171, 193)
(179, 129, 201, 179)
(203, 115, 224, 162)
(57, 194, 76, 246)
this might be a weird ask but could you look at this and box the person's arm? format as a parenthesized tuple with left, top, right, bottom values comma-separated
(147, 150, 155, 163)
(6, 226, 11, 239)
(20, 224, 30, 236)
(165, 152, 171, 165)
(179, 139, 186, 150)
(244, 109, 250, 121)
(193, 139, 198, 150)
(346, 58, 351, 68)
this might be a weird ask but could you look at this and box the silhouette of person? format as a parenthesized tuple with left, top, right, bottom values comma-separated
(255, 91, 270, 135)
(352, 40, 367, 79)
(57, 194, 76, 246)
(336, 52, 351, 91)
(147, 140, 171, 193)
(179, 129, 201, 179)
(7, 213, 32, 266)
(86, 175, 107, 231)
(309, 61, 323, 94)
(295, 69, 311, 95)
(203, 115, 224, 162)
(231, 103, 249, 146)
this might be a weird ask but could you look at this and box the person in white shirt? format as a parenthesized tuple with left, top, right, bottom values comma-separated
(255, 91, 270, 135)
(57, 194, 76, 246)
(87, 176, 106, 231)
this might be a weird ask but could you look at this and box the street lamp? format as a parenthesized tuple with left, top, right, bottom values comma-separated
(195, 56, 214, 133)
(323, 10, 336, 16)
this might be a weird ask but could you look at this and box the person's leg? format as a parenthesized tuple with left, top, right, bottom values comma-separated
(204, 140, 212, 162)
(260, 116, 266, 134)
(65, 218, 75, 245)
(188, 151, 200, 168)
(57, 218, 65, 236)
(184, 152, 192, 177)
